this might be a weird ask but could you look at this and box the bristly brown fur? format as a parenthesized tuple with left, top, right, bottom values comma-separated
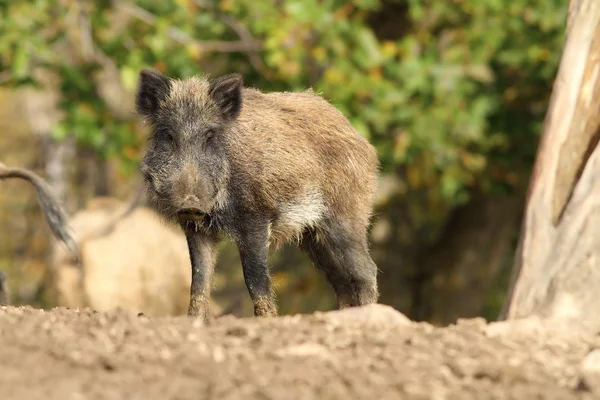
(136, 69, 380, 320)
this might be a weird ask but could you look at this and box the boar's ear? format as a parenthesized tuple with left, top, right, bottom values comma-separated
(209, 73, 243, 121)
(136, 69, 172, 120)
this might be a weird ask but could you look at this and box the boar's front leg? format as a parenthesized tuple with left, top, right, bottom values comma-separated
(236, 220, 278, 317)
(183, 227, 218, 320)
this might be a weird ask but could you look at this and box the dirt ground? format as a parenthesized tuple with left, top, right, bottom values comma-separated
(1, 304, 600, 400)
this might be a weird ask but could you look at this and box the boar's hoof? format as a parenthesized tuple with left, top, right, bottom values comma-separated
(253, 297, 278, 317)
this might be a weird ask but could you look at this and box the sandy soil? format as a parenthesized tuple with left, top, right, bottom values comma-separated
(1, 304, 599, 400)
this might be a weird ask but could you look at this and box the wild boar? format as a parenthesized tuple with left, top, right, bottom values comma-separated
(136, 69, 380, 320)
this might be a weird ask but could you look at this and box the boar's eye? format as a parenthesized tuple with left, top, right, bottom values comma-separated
(158, 130, 174, 145)
(205, 129, 216, 144)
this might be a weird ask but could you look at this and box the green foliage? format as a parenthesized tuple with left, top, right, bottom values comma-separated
(0, 0, 566, 204)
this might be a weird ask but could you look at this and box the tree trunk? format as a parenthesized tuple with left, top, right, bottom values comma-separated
(44, 137, 76, 213)
(500, 0, 600, 330)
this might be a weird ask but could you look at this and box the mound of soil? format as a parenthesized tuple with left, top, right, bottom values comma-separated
(1, 304, 599, 399)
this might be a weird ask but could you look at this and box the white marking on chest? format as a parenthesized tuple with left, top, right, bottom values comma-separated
(269, 189, 325, 248)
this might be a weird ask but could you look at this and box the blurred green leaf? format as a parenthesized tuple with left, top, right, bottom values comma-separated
(11, 47, 29, 79)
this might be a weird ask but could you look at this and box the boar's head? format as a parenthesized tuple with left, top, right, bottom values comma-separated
(136, 69, 243, 225)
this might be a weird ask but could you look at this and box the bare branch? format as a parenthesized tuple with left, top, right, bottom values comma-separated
(76, 0, 95, 61)
(78, 183, 146, 243)
(0, 162, 80, 262)
(118, 3, 262, 53)
(219, 13, 272, 78)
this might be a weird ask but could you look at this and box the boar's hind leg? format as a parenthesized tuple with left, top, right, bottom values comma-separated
(184, 227, 218, 320)
(236, 221, 278, 317)
(301, 223, 378, 309)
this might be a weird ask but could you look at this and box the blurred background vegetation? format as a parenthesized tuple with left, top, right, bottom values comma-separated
(0, 0, 567, 324)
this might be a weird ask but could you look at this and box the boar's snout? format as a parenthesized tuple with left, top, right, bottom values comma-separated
(176, 195, 206, 221)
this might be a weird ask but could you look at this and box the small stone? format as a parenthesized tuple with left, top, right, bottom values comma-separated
(578, 349, 600, 392)
(226, 325, 249, 337)
(581, 349, 600, 372)
(213, 346, 225, 363)
(274, 343, 332, 361)
(324, 304, 412, 326)
(159, 348, 172, 360)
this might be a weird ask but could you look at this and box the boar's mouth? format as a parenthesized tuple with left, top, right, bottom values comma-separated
(176, 207, 206, 222)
